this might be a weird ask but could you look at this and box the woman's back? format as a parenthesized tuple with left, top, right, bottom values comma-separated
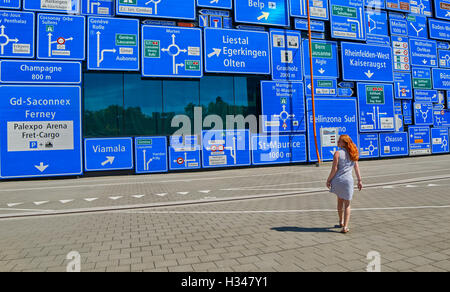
(335, 149, 355, 181)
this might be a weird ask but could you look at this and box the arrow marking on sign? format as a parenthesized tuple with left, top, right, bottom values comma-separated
(210, 0, 219, 4)
(257, 12, 269, 21)
(365, 70, 374, 78)
(35, 162, 49, 173)
(101, 156, 115, 166)
(422, 59, 427, 64)
(208, 48, 221, 58)
(318, 68, 325, 74)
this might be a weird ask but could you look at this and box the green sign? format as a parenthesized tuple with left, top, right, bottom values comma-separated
(317, 80, 333, 87)
(144, 40, 160, 58)
(185, 60, 200, 71)
(137, 139, 153, 146)
(116, 34, 137, 46)
(332, 5, 357, 18)
(413, 78, 432, 89)
(119, 0, 137, 4)
(366, 86, 385, 104)
(311, 43, 332, 58)
(46, 25, 54, 32)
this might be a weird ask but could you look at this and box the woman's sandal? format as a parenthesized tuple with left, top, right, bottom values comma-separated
(340, 227, 350, 234)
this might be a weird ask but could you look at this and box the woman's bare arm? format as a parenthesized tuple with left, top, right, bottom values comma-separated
(326, 151, 340, 189)
(354, 161, 363, 191)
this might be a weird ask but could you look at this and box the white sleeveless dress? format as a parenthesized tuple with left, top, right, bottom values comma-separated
(330, 149, 355, 201)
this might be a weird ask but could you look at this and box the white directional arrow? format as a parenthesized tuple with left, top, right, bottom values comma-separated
(34, 201, 49, 206)
(101, 156, 115, 166)
(207, 48, 221, 58)
(155, 193, 168, 197)
(109, 196, 123, 200)
(84, 198, 98, 202)
(199, 190, 211, 194)
(177, 192, 189, 195)
(210, 0, 219, 3)
(365, 70, 374, 78)
(257, 12, 270, 21)
(59, 200, 74, 204)
(307, 83, 312, 90)
(132, 195, 146, 199)
(422, 59, 428, 64)
(405, 185, 417, 188)
(318, 68, 325, 74)
(35, 162, 49, 173)
(428, 184, 439, 187)
(7, 203, 23, 208)
(382, 186, 394, 189)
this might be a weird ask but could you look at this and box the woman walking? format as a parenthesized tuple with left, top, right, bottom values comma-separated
(326, 135, 363, 234)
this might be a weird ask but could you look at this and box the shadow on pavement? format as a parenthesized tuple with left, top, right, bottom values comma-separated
(271, 226, 340, 233)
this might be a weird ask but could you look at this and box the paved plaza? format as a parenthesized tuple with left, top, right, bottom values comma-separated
(0, 155, 450, 272)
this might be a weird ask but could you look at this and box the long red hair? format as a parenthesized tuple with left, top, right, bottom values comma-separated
(339, 135, 359, 162)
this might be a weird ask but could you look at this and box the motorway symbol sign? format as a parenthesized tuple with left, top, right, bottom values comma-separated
(379, 132, 409, 157)
(302, 39, 338, 79)
(410, 0, 432, 16)
(429, 18, 450, 41)
(270, 29, 302, 81)
(366, 9, 388, 36)
(0, 0, 20, 9)
(0, 60, 82, 84)
(439, 49, 450, 68)
(409, 126, 431, 156)
(305, 78, 337, 97)
(357, 83, 396, 132)
(386, 0, 410, 12)
(306, 98, 358, 162)
(414, 102, 434, 125)
(409, 38, 438, 67)
(402, 99, 413, 124)
(234, 0, 289, 27)
(434, 0, 450, 20)
(412, 67, 432, 89)
(202, 129, 251, 168)
(82, 0, 114, 15)
(261, 81, 306, 133)
(394, 72, 413, 99)
(116, 0, 196, 20)
(359, 134, 380, 159)
(134, 137, 168, 174)
(37, 14, 85, 61)
(290, 0, 329, 20)
(407, 14, 428, 39)
(330, 0, 366, 41)
(294, 19, 325, 32)
(0, 85, 82, 179)
(431, 128, 450, 154)
(204, 28, 270, 74)
(142, 26, 202, 78)
(84, 137, 134, 172)
(432, 68, 450, 90)
(0, 10, 34, 59)
(251, 134, 307, 165)
(169, 135, 201, 170)
(341, 42, 393, 82)
(389, 12, 408, 36)
(24, 0, 80, 13)
(414, 89, 438, 102)
(197, 0, 232, 9)
(392, 36, 411, 71)
(88, 17, 139, 71)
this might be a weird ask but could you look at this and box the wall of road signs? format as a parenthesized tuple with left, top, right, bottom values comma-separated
(1, 0, 450, 179)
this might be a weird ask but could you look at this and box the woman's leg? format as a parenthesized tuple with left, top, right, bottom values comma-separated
(337, 197, 344, 226)
(343, 200, 351, 229)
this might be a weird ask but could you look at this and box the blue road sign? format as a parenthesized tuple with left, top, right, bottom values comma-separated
(306, 98, 358, 162)
(0, 60, 82, 84)
(438, 42, 450, 50)
(290, 0, 329, 20)
(197, 0, 232, 9)
(412, 66, 432, 89)
(409, 38, 438, 67)
(341, 42, 394, 82)
(414, 89, 438, 102)
(0, 0, 20, 9)
(204, 28, 270, 74)
(24, 0, 80, 13)
(434, 0, 450, 20)
(365, 0, 385, 8)
(414, 102, 434, 125)
(135, 136, 168, 174)
(261, 81, 306, 133)
(366, 35, 391, 46)
(410, 0, 432, 16)
(142, 26, 202, 78)
(407, 14, 428, 39)
(294, 19, 325, 32)
(359, 134, 380, 159)
(302, 39, 338, 79)
(391, 36, 411, 72)
(234, 0, 289, 27)
(386, 0, 410, 12)
(0, 10, 34, 59)
(338, 87, 354, 97)
(409, 126, 431, 156)
(429, 18, 450, 41)
(394, 72, 413, 99)
(330, 0, 366, 41)
(357, 83, 395, 132)
(270, 29, 302, 81)
(439, 49, 450, 68)
(37, 14, 85, 61)
(432, 68, 450, 90)
(434, 108, 450, 126)
(402, 99, 413, 124)
(116, 0, 195, 20)
(305, 78, 337, 97)
(82, 0, 114, 16)
(251, 134, 307, 165)
(431, 128, 450, 153)
(0, 85, 82, 179)
(202, 129, 251, 168)
(169, 136, 201, 170)
(88, 17, 139, 71)
(338, 81, 355, 88)
(379, 132, 409, 157)
(394, 102, 404, 131)
(389, 12, 408, 35)
(366, 9, 388, 36)
(84, 138, 133, 172)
